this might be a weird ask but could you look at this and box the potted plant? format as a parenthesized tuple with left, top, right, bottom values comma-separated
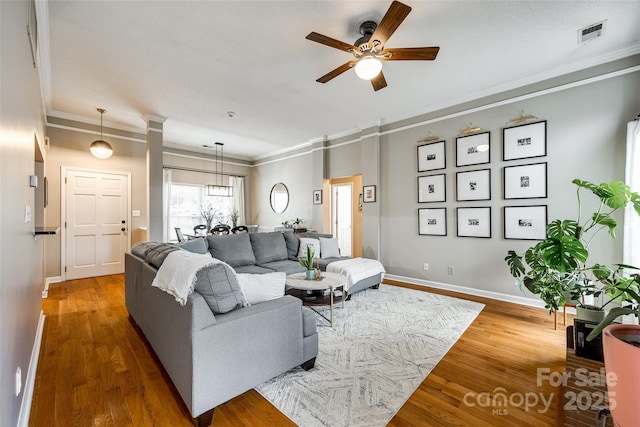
(298, 245, 317, 280)
(505, 179, 640, 319)
(586, 270, 640, 426)
(292, 218, 306, 232)
(200, 205, 218, 232)
(229, 208, 240, 228)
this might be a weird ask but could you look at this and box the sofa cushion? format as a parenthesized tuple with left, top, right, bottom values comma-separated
(194, 263, 245, 314)
(298, 238, 321, 259)
(207, 234, 256, 267)
(146, 243, 180, 269)
(250, 232, 288, 264)
(319, 237, 340, 259)
(259, 260, 307, 275)
(234, 265, 276, 274)
(283, 232, 300, 261)
(174, 237, 208, 254)
(237, 272, 286, 305)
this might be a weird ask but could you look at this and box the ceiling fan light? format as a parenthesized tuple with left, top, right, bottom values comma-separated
(90, 140, 113, 159)
(355, 56, 382, 80)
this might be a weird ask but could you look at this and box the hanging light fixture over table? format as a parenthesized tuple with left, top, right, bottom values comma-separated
(206, 142, 233, 197)
(90, 108, 113, 159)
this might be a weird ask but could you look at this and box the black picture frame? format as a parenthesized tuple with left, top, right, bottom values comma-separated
(456, 207, 491, 238)
(418, 208, 447, 236)
(313, 190, 322, 205)
(504, 205, 548, 240)
(363, 185, 376, 203)
(418, 174, 446, 203)
(456, 169, 491, 201)
(503, 120, 547, 161)
(456, 131, 490, 167)
(503, 162, 547, 199)
(417, 140, 446, 172)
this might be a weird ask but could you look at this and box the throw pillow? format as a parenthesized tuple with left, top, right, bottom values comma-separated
(237, 272, 286, 305)
(319, 237, 341, 259)
(297, 237, 320, 259)
(283, 232, 301, 261)
(174, 237, 208, 254)
(194, 263, 245, 314)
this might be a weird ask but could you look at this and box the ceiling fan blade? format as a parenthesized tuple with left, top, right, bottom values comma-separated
(316, 60, 357, 83)
(369, 1, 412, 50)
(371, 72, 387, 91)
(306, 32, 357, 52)
(382, 47, 440, 61)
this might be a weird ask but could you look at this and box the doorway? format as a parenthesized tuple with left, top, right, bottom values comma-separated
(332, 183, 353, 257)
(62, 168, 130, 280)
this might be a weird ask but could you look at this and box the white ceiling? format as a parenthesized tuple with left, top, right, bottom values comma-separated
(43, 1, 640, 160)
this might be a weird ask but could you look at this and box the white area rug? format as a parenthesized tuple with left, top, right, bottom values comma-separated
(255, 284, 484, 426)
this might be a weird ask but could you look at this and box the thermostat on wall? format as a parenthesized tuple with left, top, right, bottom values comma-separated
(29, 175, 38, 188)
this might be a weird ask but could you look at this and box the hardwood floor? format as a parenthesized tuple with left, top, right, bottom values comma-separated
(30, 275, 568, 426)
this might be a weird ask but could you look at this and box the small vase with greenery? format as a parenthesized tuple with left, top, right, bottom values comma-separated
(505, 179, 640, 319)
(201, 205, 218, 232)
(298, 245, 317, 280)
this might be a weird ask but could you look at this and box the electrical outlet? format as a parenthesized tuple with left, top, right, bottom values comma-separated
(448, 266, 455, 275)
(15, 367, 21, 396)
(423, 263, 429, 271)
(24, 205, 32, 223)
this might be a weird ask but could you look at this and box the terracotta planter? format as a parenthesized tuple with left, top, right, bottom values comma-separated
(602, 324, 640, 427)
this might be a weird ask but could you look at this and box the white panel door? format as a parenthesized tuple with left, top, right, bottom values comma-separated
(66, 170, 128, 279)
(333, 184, 352, 257)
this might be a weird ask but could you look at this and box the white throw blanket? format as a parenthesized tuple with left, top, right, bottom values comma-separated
(151, 250, 217, 305)
(326, 258, 386, 292)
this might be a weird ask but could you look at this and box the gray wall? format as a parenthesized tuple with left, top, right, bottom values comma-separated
(0, 1, 48, 425)
(44, 125, 148, 278)
(253, 152, 316, 231)
(253, 66, 639, 305)
(380, 72, 638, 300)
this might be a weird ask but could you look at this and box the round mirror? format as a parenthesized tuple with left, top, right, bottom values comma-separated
(270, 183, 289, 214)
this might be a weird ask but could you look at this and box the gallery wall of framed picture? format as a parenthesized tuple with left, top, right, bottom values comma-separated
(415, 118, 549, 240)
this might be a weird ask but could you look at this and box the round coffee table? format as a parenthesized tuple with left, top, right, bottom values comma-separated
(285, 271, 346, 327)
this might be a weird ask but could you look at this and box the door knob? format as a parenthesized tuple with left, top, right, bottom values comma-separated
(121, 227, 126, 232)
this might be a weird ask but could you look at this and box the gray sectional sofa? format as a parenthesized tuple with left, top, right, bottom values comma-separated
(124, 231, 383, 425)
(125, 235, 319, 426)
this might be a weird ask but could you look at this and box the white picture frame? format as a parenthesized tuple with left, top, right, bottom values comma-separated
(456, 169, 491, 201)
(503, 121, 547, 161)
(418, 208, 447, 236)
(456, 207, 491, 238)
(503, 162, 547, 199)
(418, 174, 446, 203)
(417, 140, 446, 172)
(504, 205, 548, 240)
(456, 132, 490, 167)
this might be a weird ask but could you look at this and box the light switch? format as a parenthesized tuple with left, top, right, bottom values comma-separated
(132, 210, 141, 217)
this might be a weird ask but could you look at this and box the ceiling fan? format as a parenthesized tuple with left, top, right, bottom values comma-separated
(306, 0, 440, 91)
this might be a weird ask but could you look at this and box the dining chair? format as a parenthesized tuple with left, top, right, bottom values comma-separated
(210, 225, 231, 235)
(231, 225, 249, 234)
(174, 227, 185, 242)
(193, 224, 208, 236)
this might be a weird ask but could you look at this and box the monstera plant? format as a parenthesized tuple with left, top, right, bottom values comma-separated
(505, 179, 640, 314)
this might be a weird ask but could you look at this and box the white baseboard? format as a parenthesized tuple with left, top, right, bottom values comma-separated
(384, 274, 548, 309)
(18, 310, 45, 427)
(42, 276, 62, 298)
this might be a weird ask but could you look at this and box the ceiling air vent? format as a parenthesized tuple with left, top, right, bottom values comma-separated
(578, 20, 607, 44)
